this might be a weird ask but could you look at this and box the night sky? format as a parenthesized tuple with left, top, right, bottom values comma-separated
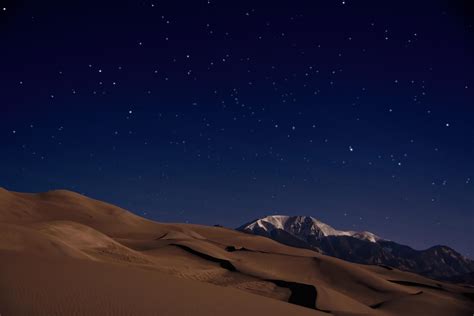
(1, 1, 473, 257)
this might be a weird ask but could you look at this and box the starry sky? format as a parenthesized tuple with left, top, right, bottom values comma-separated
(1, 0, 473, 256)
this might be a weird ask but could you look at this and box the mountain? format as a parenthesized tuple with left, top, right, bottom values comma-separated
(238, 215, 474, 282)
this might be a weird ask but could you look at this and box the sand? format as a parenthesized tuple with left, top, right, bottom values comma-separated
(1, 188, 473, 315)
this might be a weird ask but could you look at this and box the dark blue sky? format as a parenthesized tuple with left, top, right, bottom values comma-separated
(1, 1, 473, 256)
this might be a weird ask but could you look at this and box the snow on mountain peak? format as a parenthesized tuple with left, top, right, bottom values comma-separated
(241, 215, 381, 243)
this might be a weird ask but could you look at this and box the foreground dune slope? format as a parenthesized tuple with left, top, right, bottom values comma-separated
(0, 252, 323, 316)
(0, 188, 473, 316)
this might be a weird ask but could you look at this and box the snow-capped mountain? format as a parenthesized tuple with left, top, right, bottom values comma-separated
(241, 215, 381, 243)
(238, 215, 474, 283)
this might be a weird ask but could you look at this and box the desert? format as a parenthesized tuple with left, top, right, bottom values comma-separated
(1, 188, 473, 315)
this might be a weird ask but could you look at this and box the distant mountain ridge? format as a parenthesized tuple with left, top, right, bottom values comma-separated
(237, 215, 474, 283)
(241, 215, 382, 243)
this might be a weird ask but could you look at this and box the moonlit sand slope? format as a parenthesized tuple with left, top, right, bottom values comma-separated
(0, 188, 473, 316)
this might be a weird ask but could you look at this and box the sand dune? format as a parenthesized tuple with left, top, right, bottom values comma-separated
(1, 188, 473, 315)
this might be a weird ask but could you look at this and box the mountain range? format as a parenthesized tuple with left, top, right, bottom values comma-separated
(238, 215, 474, 282)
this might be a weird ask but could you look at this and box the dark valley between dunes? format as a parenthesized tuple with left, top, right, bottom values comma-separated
(0, 188, 473, 316)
